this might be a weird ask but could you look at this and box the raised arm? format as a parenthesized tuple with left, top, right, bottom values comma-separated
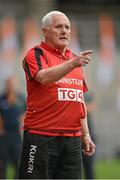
(35, 50, 93, 84)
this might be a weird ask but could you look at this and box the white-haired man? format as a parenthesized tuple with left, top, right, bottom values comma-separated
(18, 11, 95, 179)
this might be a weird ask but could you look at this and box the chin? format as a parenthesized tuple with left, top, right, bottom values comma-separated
(58, 43, 68, 48)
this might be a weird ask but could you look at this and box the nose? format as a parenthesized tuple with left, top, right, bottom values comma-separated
(61, 27, 67, 33)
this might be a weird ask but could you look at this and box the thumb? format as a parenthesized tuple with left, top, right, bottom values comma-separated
(85, 143, 90, 152)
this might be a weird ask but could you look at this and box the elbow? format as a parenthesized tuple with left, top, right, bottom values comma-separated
(35, 75, 50, 85)
(35, 71, 53, 85)
(40, 78, 49, 85)
(35, 71, 49, 85)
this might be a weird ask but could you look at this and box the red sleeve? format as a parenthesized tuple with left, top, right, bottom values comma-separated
(22, 47, 48, 80)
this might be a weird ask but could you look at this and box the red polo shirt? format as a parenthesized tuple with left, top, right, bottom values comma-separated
(22, 42, 88, 136)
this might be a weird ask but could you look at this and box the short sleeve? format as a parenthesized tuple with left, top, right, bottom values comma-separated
(22, 47, 48, 80)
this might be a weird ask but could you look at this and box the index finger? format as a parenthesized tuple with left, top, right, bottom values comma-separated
(81, 50, 94, 56)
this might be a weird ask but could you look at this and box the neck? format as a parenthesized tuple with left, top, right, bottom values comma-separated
(44, 41, 66, 54)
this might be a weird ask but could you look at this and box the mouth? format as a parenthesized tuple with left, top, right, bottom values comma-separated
(59, 37, 68, 40)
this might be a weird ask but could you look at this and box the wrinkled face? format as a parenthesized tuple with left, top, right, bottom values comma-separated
(43, 14, 71, 51)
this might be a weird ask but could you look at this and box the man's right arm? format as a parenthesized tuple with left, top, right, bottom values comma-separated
(35, 50, 93, 85)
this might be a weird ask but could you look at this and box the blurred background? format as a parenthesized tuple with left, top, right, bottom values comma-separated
(0, 0, 120, 179)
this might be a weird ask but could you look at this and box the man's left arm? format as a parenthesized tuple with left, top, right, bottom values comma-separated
(81, 99, 96, 156)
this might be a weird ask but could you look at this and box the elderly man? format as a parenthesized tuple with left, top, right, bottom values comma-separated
(18, 11, 95, 179)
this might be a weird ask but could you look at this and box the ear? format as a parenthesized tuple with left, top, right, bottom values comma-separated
(42, 28, 48, 38)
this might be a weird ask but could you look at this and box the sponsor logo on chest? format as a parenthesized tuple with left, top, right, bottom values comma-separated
(58, 88, 83, 102)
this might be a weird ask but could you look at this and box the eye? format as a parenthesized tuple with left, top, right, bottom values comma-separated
(55, 25, 62, 28)
(65, 25, 70, 30)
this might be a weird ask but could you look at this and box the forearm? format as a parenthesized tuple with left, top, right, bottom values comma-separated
(81, 102, 91, 138)
(35, 59, 76, 84)
(81, 114, 96, 156)
(35, 50, 92, 84)
(81, 116, 90, 137)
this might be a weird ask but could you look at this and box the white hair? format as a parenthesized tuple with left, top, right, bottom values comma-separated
(42, 11, 68, 28)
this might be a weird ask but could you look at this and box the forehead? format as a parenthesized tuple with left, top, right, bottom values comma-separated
(51, 14, 70, 26)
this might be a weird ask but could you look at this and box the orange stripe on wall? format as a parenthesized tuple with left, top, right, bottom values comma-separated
(99, 14, 115, 64)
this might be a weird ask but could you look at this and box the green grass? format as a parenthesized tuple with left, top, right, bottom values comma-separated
(7, 164, 15, 179)
(7, 159, 120, 179)
(95, 159, 120, 179)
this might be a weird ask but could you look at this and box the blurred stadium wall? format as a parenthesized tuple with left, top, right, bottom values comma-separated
(0, 0, 120, 160)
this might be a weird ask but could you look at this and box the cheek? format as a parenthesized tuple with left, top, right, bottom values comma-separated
(68, 31, 71, 38)
(48, 32, 56, 41)
(53, 34, 59, 41)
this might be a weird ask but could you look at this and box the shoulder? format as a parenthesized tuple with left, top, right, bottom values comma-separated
(26, 45, 44, 59)
(22, 45, 44, 67)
